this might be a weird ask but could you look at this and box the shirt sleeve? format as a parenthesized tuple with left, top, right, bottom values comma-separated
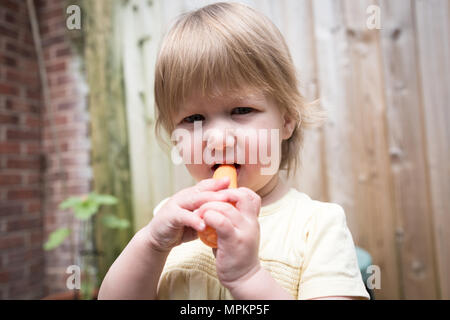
(298, 203, 370, 300)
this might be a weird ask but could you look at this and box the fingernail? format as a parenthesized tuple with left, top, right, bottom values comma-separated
(198, 221, 206, 231)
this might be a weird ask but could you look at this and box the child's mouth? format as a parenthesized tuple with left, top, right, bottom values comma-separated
(211, 163, 241, 175)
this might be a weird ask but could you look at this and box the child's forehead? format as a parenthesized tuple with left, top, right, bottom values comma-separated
(180, 86, 266, 111)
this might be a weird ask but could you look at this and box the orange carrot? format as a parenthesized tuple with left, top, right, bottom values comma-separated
(212, 164, 237, 188)
(198, 165, 237, 248)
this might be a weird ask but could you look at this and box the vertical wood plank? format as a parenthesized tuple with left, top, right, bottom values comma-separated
(414, 0, 450, 299)
(312, 0, 401, 299)
(85, 0, 134, 282)
(277, 0, 327, 202)
(122, 0, 178, 231)
(343, 0, 402, 300)
(122, 0, 157, 231)
(312, 0, 365, 246)
(379, 0, 439, 299)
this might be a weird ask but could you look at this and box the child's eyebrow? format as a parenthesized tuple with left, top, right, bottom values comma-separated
(179, 92, 263, 114)
(223, 92, 264, 106)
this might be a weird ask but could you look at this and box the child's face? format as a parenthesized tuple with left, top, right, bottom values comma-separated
(172, 87, 294, 193)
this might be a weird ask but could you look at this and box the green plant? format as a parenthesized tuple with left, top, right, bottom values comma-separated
(43, 192, 130, 299)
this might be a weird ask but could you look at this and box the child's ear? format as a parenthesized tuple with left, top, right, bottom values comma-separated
(281, 111, 297, 140)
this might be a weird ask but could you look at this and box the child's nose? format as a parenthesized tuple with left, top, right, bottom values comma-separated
(204, 129, 235, 151)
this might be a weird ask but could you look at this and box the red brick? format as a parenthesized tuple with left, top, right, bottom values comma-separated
(23, 142, 41, 155)
(27, 201, 42, 213)
(6, 128, 40, 140)
(0, 82, 19, 95)
(0, 268, 25, 284)
(44, 114, 67, 126)
(28, 231, 44, 246)
(40, 7, 64, 21)
(57, 101, 77, 110)
(0, 54, 17, 67)
(4, 69, 38, 84)
(46, 171, 67, 182)
(66, 185, 89, 195)
(23, 31, 35, 46)
(57, 128, 86, 139)
(61, 155, 89, 166)
(0, 142, 20, 154)
(29, 261, 44, 276)
(45, 60, 66, 73)
(7, 189, 41, 200)
(25, 115, 42, 128)
(5, 98, 40, 114)
(0, 234, 25, 250)
(0, 204, 23, 217)
(26, 173, 42, 184)
(26, 87, 42, 100)
(1, 0, 20, 11)
(6, 158, 41, 170)
(50, 89, 68, 100)
(6, 217, 42, 231)
(0, 174, 22, 186)
(7, 249, 28, 266)
(21, 59, 38, 71)
(4, 12, 16, 24)
(55, 46, 71, 57)
(0, 113, 20, 124)
(56, 75, 72, 86)
(0, 25, 19, 39)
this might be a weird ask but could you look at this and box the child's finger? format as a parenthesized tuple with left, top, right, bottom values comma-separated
(196, 201, 243, 228)
(193, 177, 230, 192)
(203, 210, 235, 241)
(217, 187, 261, 218)
(173, 208, 206, 232)
(177, 191, 228, 211)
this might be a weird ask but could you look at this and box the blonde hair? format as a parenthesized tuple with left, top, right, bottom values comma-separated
(154, 2, 325, 177)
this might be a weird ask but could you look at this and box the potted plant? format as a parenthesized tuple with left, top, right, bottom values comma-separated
(43, 192, 130, 300)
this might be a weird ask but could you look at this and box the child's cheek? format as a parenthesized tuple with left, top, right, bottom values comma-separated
(236, 129, 281, 166)
(256, 128, 282, 175)
(173, 132, 195, 165)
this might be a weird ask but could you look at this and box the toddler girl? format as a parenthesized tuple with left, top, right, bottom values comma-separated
(98, 2, 369, 300)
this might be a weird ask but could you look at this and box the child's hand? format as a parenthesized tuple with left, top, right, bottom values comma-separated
(145, 178, 231, 252)
(195, 187, 262, 291)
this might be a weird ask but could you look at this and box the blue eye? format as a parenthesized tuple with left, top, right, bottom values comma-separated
(183, 114, 204, 123)
(232, 107, 253, 115)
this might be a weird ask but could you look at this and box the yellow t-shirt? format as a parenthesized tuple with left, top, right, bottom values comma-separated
(153, 188, 369, 300)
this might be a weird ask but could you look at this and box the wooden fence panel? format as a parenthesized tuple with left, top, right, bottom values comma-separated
(119, 0, 449, 299)
(342, 1, 397, 300)
(414, 0, 450, 299)
(277, 0, 327, 202)
(380, 0, 439, 299)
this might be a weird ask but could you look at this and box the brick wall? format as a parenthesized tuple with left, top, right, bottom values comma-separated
(0, 0, 91, 299)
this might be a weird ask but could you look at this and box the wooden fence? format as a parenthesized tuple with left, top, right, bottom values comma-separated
(118, 0, 449, 299)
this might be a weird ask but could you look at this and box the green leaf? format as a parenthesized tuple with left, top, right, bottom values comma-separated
(90, 193, 118, 206)
(59, 197, 82, 210)
(74, 201, 99, 220)
(43, 228, 71, 250)
(102, 214, 130, 229)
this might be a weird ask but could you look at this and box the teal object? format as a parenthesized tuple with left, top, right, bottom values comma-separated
(356, 247, 372, 285)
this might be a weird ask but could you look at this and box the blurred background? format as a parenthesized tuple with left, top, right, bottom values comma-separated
(0, 0, 448, 300)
